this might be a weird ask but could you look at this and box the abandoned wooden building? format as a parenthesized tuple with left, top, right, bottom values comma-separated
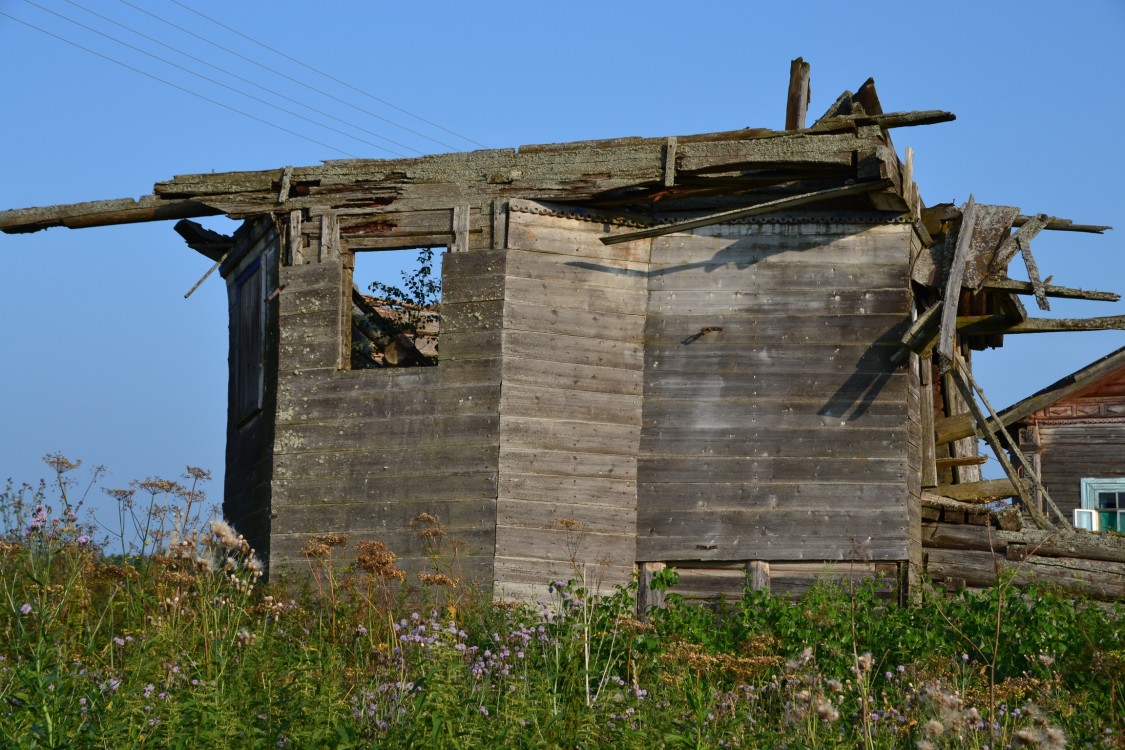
(4, 65, 1124, 602)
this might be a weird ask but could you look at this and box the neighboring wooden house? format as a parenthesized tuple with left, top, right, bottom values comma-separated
(1006, 346, 1125, 532)
(3, 63, 1123, 602)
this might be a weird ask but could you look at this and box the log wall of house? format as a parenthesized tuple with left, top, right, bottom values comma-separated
(637, 218, 915, 563)
(222, 217, 279, 561)
(1036, 421, 1125, 519)
(492, 202, 649, 598)
(266, 208, 503, 581)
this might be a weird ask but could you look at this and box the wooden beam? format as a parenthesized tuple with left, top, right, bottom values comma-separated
(958, 314, 1125, 335)
(936, 196, 978, 373)
(173, 219, 232, 262)
(935, 455, 988, 468)
(0, 196, 221, 234)
(893, 301, 942, 362)
(929, 478, 1024, 502)
(785, 57, 811, 130)
(981, 278, 1119, 302)
(810, 110, 956, 131)
(600, 179, 893, 245)
(934, 413, 975, 447)
(1012, 215, 1111, 234)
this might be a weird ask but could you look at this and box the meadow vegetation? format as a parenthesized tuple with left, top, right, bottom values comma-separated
(1, 456, 1123, 748)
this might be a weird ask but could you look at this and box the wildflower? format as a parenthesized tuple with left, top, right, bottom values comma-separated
(357, 626, 368, 636)
(924, 719, 944, 737)
(961, 653, 969, 662)
(816, 700, 839, 723)
(20, 603, 31, 615)
(210, 519, 241, 548)
(113, 637, 125, 647)
(479, 705, 489, 716)
(77, 535, 91, 545)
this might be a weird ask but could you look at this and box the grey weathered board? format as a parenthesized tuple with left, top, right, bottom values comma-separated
(493, 207, 647, 592)
(637, 221, 913, 563)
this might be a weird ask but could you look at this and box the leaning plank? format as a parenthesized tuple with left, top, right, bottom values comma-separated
(1018, 237, 1050, 311)
(0, 196, 220, 233)
(600, 179, 893, 245)
(936, 196, 978, 373)
(981, 278, 1120, 302)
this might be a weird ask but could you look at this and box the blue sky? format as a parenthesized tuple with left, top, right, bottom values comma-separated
(1, 0, 1123, 527)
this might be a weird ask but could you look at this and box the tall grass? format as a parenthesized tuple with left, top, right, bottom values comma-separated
(1, 457, 1123, 748)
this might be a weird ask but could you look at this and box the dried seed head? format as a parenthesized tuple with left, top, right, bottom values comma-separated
(210, 519, 241, 549)
(418, 572, 457, 587)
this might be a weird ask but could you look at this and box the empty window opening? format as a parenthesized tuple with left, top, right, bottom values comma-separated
(351, 247, 443, 369)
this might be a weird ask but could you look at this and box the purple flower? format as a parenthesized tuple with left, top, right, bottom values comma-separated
(20, 603, 32, 615)
(113, 637, 125, 647)
(357, 626, 368, 636)
(77, 535, 91, 546)
(961, 653, 969, 662)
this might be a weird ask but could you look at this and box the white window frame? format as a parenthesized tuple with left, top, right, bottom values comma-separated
(1079, 478, 1125, 533)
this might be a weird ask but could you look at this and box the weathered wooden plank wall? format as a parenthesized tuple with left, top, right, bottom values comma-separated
(637, 218, 915, 562)
(492, 202, 649, 599)
(266, 208, 503, 582)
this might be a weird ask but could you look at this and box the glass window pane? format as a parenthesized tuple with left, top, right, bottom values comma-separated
(1097, 491, 1117, 509)
(1100, 511, 1119, 533)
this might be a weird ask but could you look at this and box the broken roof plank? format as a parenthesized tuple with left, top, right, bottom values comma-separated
(936, 196, 978, 373)
(962, 204, 1020, 290)
(599, 178, 893, 245)
(981, 278, 1120, 302)
(0, 196, 220, 234)
(988, 213, 1049, 280)
(1018, 235, 1051, 311)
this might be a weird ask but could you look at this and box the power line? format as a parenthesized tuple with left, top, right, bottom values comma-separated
(59, 0, 423, 157)
(20, 0, 408, 157)
(168, 0, 487, 150)
(117, 0, 475, 153)
(0, 10, 361, 158)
